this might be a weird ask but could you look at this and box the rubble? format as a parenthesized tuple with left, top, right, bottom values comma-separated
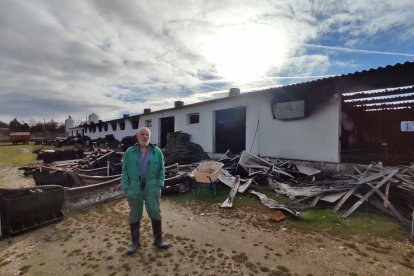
(209, 150, 414, 235)
(3, 145, 414, 239)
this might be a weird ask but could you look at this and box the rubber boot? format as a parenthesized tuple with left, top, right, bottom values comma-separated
(126, 221, 140, 255)
(151, 219, 170, 249)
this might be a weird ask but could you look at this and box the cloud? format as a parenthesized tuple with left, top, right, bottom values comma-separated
(0, 0, 413, 124)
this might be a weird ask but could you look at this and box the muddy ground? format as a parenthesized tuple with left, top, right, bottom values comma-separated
(1, 172, 414, 275)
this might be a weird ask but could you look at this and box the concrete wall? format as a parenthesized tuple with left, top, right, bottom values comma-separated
(251, 94, 340, 163)
(72, 91, 340, 163)
(137, 92, 340, 162)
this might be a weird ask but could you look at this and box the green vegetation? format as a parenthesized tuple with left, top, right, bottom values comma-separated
(168, 182, 409, 241)
(0, 142, 38, 166)
(0, 142, 52, 166)
(289, 208, 408, 241)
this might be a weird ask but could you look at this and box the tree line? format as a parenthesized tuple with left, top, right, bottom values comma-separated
(0, 118, 65, 133)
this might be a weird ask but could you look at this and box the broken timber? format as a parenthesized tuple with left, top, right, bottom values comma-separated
(334, 169, 393, 212)
(341, 169, 399, 219)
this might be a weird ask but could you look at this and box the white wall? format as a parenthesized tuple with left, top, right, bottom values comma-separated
(249, 94, 340, 163)
(79, 92, 340, 163)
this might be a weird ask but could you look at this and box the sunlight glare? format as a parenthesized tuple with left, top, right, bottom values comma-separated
(202, 25, 288, 83)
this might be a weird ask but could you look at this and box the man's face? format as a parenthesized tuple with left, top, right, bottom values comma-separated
(137, 129, 150, 146)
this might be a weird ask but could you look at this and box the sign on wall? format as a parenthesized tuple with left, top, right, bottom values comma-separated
(272, 100, 305, 120)
(401, 121, 414, 132)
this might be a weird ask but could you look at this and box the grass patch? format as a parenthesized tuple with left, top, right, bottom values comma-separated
(168, 184, 285, 215)
(0, 142, 53, 166)
(169, 183, 409, 242)
(286, 208, 408, 241)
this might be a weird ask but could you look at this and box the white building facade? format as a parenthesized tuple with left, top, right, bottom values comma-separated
(70, 88, 341, 163)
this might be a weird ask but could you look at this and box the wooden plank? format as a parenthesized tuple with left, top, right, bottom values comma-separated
(352, 165, 362, 174)
(354, 193, 393, 217)
(311, 195, 321, 207)
(396, 175, 414, 185)
(366, 183, 411, 229)
(383, 182, 390, 208)
(341, 169, 399, 219)
(411, 210, 414, 242)
(334, 169, 390, 212)
(359, 164, 373, 179)
(334, 186, 358, 212)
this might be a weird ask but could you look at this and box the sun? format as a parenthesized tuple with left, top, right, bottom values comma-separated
(202, 24, 288, 83)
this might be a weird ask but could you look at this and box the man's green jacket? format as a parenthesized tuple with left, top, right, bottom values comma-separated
(121, 143, 165, 197)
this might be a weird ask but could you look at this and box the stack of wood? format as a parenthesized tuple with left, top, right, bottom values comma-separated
(164, 132, 209, 165)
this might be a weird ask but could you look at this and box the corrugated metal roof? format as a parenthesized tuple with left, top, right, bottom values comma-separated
(339, 86, 414, 100)
(345, 94, 414, 104)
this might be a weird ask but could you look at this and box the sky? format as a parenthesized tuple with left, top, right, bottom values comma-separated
(1, 0, 414, 125)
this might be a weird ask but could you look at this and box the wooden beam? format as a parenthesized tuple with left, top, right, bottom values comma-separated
(341, 169, 399, 219)
(334, 169, 390, 212)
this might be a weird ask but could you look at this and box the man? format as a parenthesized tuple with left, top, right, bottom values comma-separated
(121, 127, 170, 255)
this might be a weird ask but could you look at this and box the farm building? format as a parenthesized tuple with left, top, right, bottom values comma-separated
(69, 61, 414, 165)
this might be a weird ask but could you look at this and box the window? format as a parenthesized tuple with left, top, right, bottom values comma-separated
(120, 121, 125, 130)
(111, 122, 117, 131)
(187, 113, 199, 124)
(98, 125, 102, 132)
(132, 121, 139, 129)
(401, 121, 414, 132)
(104, 124, 108, 131)
(146, 119, 152, 127)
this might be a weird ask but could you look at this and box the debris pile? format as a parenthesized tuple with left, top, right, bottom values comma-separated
(18, 149, 193, 214)
(164, 132, 210, 165)
(212, 150, 414, 233)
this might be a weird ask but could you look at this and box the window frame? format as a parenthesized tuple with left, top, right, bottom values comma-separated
(187, 113, 200, 124)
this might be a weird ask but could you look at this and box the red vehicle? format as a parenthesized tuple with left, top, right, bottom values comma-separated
(10, 132, 30, 145)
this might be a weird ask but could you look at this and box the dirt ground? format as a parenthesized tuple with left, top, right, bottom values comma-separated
(0, 166, 34, 189)
(1, 173, 414, 275)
